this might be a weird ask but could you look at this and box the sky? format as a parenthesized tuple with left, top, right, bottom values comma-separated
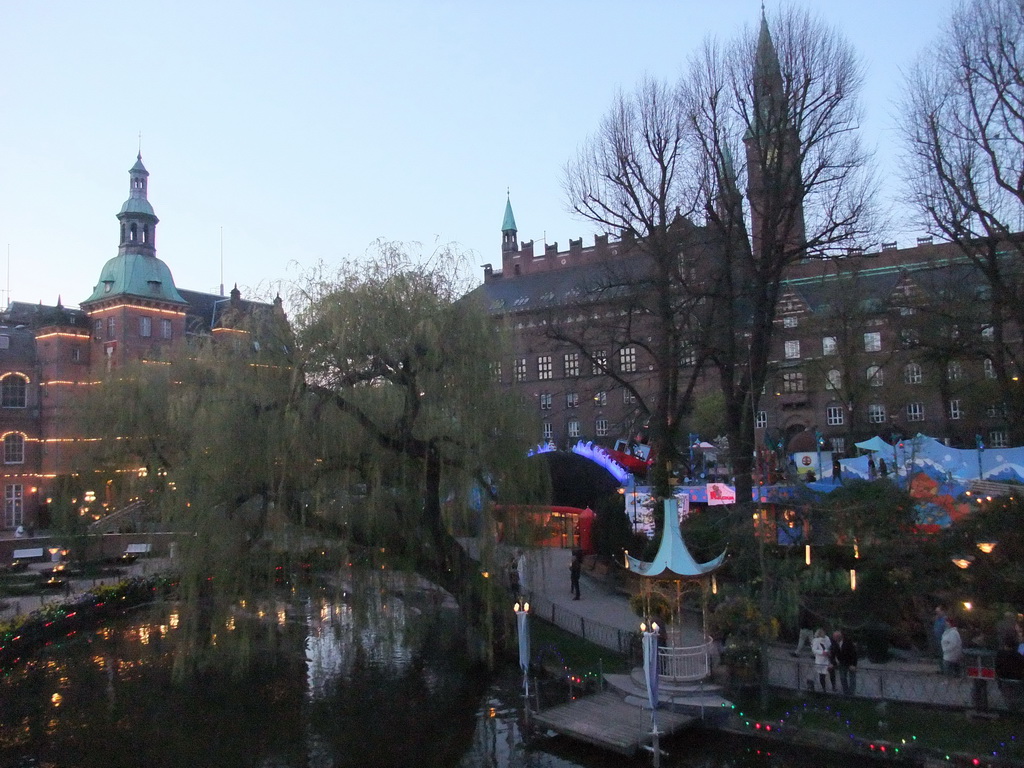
(0, 1, 959, 310)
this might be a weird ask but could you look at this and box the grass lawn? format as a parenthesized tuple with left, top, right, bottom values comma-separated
(530, 618, 632, 684)
(731, 688, 1024, 762)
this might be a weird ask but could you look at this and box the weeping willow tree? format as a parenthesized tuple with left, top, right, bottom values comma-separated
(285, 242, 548, 658)
(85, 242, 546, 674)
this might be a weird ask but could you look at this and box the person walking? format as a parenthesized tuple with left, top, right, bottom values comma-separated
(932, 605, 949, 669)
(569, 551, 582, 600)
(830, 630, 858, 695)
(811, 628, 834, 692)
(941, 617, 964, 677)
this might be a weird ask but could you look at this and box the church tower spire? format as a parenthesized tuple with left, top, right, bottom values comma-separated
(501, 194, 518, 254)
(117, 153, 159, 257)
(745, 12, 806, 259)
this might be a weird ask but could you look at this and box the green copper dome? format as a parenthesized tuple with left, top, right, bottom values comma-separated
(82, 252, 186, 305)
(119, 197, 156, 217)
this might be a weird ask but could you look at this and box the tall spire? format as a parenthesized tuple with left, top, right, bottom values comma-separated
(752, 12, 785, 138)
(744, 11, 806, 258)
(501, 193, 518, 254)
(117, 154, 159, 257)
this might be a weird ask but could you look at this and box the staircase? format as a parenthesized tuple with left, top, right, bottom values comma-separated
(87, 500, 150, 534)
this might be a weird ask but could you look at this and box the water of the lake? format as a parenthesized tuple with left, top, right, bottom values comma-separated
(0, 587, 861, 768)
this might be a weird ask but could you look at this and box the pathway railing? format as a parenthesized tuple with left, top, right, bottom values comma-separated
(657, 640, 712, 682)
(529, 594, 636, 655)
(769, 650, 1023, 713)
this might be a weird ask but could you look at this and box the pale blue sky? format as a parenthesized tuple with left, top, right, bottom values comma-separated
(0, 1, 956, 308)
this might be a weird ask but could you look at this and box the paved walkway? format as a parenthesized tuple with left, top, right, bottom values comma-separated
(519, 545, 1018, 712)
(0, 557, 171, 621)
(520, 546, 641, 633)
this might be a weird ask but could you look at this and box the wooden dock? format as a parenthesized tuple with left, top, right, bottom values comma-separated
(530, 691, 697, 756)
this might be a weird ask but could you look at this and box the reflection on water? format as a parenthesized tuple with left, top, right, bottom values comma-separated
(0, 586, 858, 768)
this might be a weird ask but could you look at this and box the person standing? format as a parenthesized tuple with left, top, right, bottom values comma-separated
(831, 630, 858, 695)
(878, 457, 888, 477)
(569, 551, 582, 600)
(941, 618, 964, 677)
(811, 629, 834, 692)
(867, 456, 877, 479)
(932, 605, 949, 668)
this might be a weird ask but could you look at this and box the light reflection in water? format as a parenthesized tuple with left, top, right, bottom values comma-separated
(0, 585, 866, 768)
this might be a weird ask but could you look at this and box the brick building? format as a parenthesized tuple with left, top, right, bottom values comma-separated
(477, 199, 1017, 472)
(475, 15, 1020, 478)
(0, 155, 279, 531)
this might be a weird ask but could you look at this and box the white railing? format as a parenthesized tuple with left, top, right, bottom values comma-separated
(657, 640, 713, 682)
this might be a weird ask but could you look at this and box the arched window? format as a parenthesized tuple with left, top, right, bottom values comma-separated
(866, 365, 883, 387)
(142, 224, 149, 244)
(904, 362, 923, 385)
(825, 369, 842, 390)
(0, 374, 27, 408)
(120, 223, 126, 243)
(3, 433, 24, 464)
(130, 223, 137, 242)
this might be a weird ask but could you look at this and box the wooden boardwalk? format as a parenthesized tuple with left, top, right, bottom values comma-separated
(531, 691, 697, 756)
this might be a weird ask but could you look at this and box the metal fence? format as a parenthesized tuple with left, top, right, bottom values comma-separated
(529, 593, 636, 655)
(658, 641, 713, 682)
(768, 650, 1023, 713)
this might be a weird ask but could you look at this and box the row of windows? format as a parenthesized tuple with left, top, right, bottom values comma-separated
(789, 330, 1001, 361)
(758, 398, 1010, 432)
(94, 316, 173, 340)
(541, 418, 609, 440)
(782, 359, 997, 394)
(506, 347, 638, 383)
(538, 389, 629, 410)
(786, 333, 885, 360)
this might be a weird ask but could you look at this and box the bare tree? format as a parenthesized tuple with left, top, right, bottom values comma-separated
(563, 8, 875, 503)
(900, 0, 1024, 441)
(562, 77, 712, 496)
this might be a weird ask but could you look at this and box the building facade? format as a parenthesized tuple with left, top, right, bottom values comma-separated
(476, 14, 1021, 477)
(0, 155, 278, 531)
(478, 202, 1019, 472)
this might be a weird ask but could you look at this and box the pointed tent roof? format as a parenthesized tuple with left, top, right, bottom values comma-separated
(626, 498, 726, 579)
(854, 436, 892, 453)
(502, 196, 517, 233)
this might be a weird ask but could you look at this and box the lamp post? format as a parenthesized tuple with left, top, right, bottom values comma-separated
(814, 430, 824, 481)
(640, 620, 661, 767)
(514, 600, 531, 719)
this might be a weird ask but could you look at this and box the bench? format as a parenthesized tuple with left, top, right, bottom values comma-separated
(119, 542, 152, 563)
(11, 547, 45, 561)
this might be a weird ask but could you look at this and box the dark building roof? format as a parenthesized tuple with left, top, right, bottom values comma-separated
(175, 288, 278, 336)
(2, 301, 89, 330)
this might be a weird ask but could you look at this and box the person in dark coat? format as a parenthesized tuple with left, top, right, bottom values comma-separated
(996, 637, 1024, 712)
(830, 630, 858, 695)
(569, 551, 582, 600)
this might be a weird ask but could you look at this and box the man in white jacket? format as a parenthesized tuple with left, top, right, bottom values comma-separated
(941, 618, 964, 676)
